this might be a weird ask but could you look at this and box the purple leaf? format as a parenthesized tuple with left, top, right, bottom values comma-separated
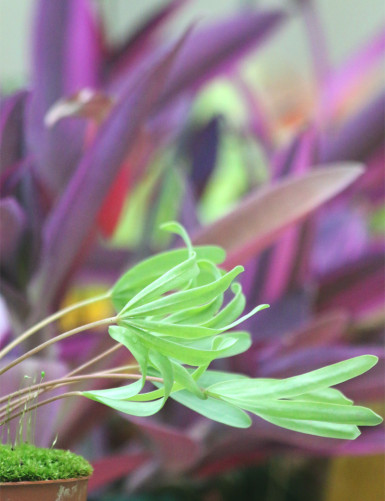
(188, 116, 221, 196)
(311, 204, 368, 276)
(156, 10, 285, 107)
(127, 417, 202, 472)
(0, 198, 26, 260)
(105, 0, 187, 77)
(316, 251, 385, 318)
(0, 91, 28, 176)
(320, 92, 385, 163)
(88, 452, 151, 492)
(257, 345, 384, 382)
(319, 29, 385, 121)
(27, 0, 101, 192)
(193, 164, 363, 269)
(33, 30, 190, 310)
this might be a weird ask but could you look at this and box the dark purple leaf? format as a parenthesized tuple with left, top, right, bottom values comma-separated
(320, 92, 385, 163)
(105, 0, 187, 76)
(88, 452, 151, 492)
(0, 91, 28, 175)
(188, 116, 221, 196)
(0, 198, 26, 260)
(316, 251, 385, 318)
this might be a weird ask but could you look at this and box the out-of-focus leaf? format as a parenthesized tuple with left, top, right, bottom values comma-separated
(157, 10, 285, 107)
(321, 93, 384, 163)
(316, 251, 385, 318)
(34, 31, 190, 310)
(88, 452, 151, 492)
(188, 117, 221, 196)
(193, 165, 363, 268)
(105, 0, 187, 76)
(0, 198, 26, 260)
(28, 0, 101, 191)
(127, 416, 202, 472)
(319, 29, 385, 121)
(0, 91, 28, 175)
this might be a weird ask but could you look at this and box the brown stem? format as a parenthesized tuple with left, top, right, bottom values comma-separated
(0, 317, 117, 377)
(0, 292, 110, 360)
(0, 392, 82, 426)
(0, 372, 162, 423)
(66, 343, 124, 377)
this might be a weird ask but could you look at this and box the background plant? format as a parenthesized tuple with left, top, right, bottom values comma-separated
(0, 0, 384, 498)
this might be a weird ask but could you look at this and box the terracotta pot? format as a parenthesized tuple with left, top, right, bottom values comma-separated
(0, 476, 89, 501)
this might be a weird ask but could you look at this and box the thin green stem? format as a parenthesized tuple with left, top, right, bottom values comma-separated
(0, 365, 140, 407)
(66, 342, 124, 377)
(0, 317, 117, 377)
(0, 292, 111, 360)
(0, 392, 82, 426)
(0, 373, 164, 425)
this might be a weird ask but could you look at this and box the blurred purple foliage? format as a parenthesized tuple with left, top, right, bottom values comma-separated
(0, 0, 384, 495)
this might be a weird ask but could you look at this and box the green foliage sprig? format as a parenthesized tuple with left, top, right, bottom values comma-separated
(0, 222, 382, 441)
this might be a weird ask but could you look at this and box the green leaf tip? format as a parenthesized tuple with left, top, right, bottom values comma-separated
(160, 221, 193, 255)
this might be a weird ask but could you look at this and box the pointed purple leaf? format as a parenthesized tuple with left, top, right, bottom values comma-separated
(33, 31, 190, 310)
(193, 164, 363, 269)
(156, 10, 285, 107)
(0, 197, 26, 260)
(0, 91, 28, 175)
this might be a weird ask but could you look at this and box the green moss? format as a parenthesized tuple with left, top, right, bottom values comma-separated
(0, 443, 93, 482)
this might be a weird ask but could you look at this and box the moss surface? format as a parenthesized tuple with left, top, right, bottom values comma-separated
(0, 443, 93, 482)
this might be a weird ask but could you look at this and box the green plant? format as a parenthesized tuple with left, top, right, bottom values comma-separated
(0, 443, 92, 482)
(0, 223, 382, 442)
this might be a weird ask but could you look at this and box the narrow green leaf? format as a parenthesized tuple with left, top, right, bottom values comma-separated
(290, 387, 353, 406)
(126, 318, 218, 340)
(208, 355, 379, 400)
(128, 325, 238, 365)
(160, 221, 194, 256)
(109, 326, 149, 384)
(82, 379, 143, 401)
(82, 394, 165, 417)
(203, 283, 245, 328)
(125, 265, 244, 318)
(184, 331, 252, 359)
(170, 390, 252, 428)
(256, 414, 361, 440)
(170, 361, 206, 399)
(112, 246, 226, 311)
(228, 399, 383, 426)
(119, 253, 199, 315)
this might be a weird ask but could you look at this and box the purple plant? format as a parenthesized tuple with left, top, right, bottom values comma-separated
(0, 0, 383, 495)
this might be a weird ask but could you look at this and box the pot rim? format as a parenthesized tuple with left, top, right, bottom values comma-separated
(0, 476, 90, 486)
